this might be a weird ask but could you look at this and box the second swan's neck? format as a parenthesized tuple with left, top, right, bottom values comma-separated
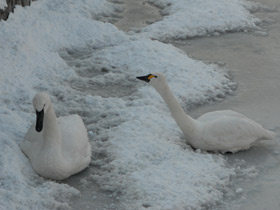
(155, 83, 197, 140)
(42, 103, 62, 148)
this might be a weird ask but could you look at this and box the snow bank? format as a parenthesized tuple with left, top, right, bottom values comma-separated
(78, 39, 235, 105)
(0, 0, 250, 209)
(140, 0, 261, 40)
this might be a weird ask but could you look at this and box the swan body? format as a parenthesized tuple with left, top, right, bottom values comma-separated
(137, 73, 275, 153)
(21, 92, 91, 180)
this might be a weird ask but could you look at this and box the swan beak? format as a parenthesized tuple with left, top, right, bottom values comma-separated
(136, 74, 154, 83)
(35, 109, 44, 132)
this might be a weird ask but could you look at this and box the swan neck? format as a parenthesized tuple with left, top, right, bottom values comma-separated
(155, 83, 197, 138)
(43, 103, 61, 147)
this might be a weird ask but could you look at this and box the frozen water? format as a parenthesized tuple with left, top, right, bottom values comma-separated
(176, 0, 280, 208)
(62, 168, 121, 210)
(0, 0, 6, 9)
(114, 0, 162, 31)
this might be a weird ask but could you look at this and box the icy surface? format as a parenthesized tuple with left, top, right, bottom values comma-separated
(139, 0, 261, 40)
(0, 0, 6, 9)
(176, 0, 280, 207)
(0, 0, 263, 209)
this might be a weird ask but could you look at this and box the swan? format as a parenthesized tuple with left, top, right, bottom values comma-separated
(20, 92, 92, 180)
(137, 73, 275, 153)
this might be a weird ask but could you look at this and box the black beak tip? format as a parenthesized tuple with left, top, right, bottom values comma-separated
(35, 126, 43, 132)
(35, 109, 44, 133)
(136, 75, 150, 83)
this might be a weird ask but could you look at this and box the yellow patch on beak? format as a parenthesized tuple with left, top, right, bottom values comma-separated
(148, 75, 155, 80)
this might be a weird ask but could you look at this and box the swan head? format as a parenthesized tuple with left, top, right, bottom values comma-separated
(136, 72, 167, 91)
(32, 92, 51, 132)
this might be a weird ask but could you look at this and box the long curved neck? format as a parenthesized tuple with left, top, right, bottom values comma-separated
(155, 83, 197, 140)
(42, 103, 62, 148)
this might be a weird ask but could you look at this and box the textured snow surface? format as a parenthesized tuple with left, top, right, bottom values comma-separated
(139, 0, 261, 40)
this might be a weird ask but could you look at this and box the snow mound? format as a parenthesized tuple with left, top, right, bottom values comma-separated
(77, 38, 236, 105)
(140, 0, 261, 40)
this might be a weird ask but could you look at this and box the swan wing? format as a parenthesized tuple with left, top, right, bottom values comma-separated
(196, 116, 274, 152)
(21, 122, 43, 159)
(58, 115, 91, 169)
(197, 110, 248, 122)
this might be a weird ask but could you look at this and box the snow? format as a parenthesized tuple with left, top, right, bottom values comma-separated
(0, 0, 6, 10)
(139, 0, 262, 40)
(236, 188, 244, 194)
(0, 0, 261, 209)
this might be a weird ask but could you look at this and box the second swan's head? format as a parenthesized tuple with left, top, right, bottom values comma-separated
(136, 72, 167, 91)
(32, 92, 51, 132)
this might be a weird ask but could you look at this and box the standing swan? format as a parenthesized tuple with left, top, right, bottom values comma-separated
(137, 73, 275, 153)
(21, 92, 91, 180)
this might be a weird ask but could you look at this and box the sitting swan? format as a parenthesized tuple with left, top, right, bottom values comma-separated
(137, 73, 275, 153)
(21, 92, 91, 180)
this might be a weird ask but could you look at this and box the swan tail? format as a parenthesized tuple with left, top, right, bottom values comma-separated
(261, 129, 276, 140)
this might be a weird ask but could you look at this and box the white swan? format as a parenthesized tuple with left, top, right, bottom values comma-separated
(21, 92, 91, 180)
(137, 73, 275, 153)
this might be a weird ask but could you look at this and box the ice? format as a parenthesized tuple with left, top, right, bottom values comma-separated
(113, 0, 162, 31)
(0, 0, 6, 9)
(178, 0, 280, 207)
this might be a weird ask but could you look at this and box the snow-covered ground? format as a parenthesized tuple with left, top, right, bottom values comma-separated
(0, 0, 264, 209)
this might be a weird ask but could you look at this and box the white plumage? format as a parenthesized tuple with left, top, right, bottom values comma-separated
(137, 72, 275, 153)
(21, 92, 91, 180)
